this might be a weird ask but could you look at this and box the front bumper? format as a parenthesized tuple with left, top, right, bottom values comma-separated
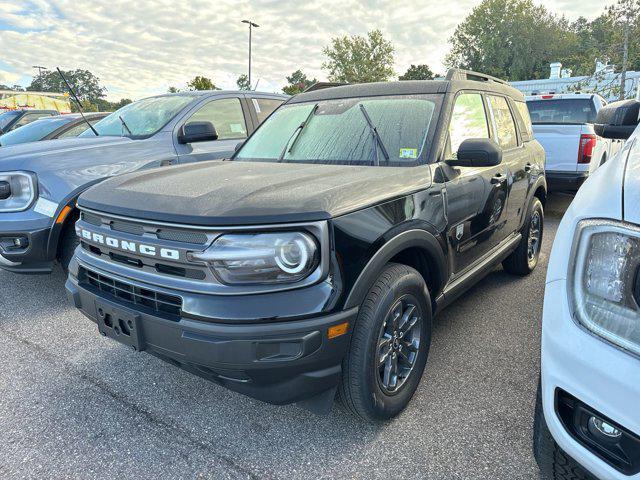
(0, 219, 55, 274)
(66, 264, 356, 410)
(546, 171, 589, 192)
(541, 279, 640, 479)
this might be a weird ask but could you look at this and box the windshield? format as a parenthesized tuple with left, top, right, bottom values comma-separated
(0, 117, 74, 146)
(526, 99, 597, 125)
(0, 111, 20, 131)
(80, 95, 197, 138)
(236, 95, 439, 166)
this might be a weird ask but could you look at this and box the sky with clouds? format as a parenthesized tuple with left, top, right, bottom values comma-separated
(0, 0, 616, 101)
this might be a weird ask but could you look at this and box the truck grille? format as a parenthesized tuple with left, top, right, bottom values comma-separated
(81, 212, 209, 245)
(80, 267, 182, 319)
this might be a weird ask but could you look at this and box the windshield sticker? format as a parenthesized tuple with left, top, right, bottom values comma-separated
(230, 123, 245, 133)
(399, 148, 418, 159)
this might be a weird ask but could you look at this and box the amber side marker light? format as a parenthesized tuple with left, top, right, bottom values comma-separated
(55, 205, 73, 224)
(328, 322, 349, 339)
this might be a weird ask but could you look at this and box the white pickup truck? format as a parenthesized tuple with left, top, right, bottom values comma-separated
(526, 93, 623, 191)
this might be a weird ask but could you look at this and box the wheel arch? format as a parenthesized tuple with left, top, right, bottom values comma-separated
(343, 229, 448, 311)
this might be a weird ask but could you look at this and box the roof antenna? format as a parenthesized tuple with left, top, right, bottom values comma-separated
(56, 67, 99, 136)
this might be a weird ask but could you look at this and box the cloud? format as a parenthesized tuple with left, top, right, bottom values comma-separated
(0, 0, 617, 100)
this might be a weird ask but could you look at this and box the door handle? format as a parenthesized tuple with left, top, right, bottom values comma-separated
(524, 163, 533, 172)
(491, 173, 506, 185)
(160, 159, 175, 167)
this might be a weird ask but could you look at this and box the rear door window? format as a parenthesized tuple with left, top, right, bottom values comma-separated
(252, 98, 284, 123)
(526, 99, 597, 124)
(186, 98, 247, 139)
(488, 96, 518, 150)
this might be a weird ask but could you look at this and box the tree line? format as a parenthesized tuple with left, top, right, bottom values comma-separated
(3, 0, 637, 105)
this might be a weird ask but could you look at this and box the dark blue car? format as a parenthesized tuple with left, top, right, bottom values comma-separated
(0, 90, 286, 273)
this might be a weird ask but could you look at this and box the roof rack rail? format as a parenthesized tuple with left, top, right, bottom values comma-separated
(303, 82, 347, 93)
(445, 68, 509, 86)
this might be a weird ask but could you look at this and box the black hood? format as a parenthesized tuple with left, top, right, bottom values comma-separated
(78, 160, 433, 226)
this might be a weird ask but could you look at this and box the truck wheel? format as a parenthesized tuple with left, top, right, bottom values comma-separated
(338, 263, 432, 421)
(534, 382, 593, 480)
(502, 197, 543, 275)
(58, 219, 79, 274)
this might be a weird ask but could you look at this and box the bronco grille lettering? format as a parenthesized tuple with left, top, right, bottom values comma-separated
(79, 227, 180, 260)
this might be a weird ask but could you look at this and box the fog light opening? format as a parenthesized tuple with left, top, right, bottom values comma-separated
(590, 416, 623, 441)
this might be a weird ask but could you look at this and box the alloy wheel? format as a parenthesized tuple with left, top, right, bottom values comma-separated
(376, 295, 422, 395)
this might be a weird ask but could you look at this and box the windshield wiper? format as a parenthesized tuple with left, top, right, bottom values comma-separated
(119, 116, 132, 137)
(358, 104, 390, 166)
(278, 103, 318, 162)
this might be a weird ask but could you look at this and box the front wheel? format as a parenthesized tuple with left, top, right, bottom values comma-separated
(338, 263, 432, 421)
(503, 197, 544, 275)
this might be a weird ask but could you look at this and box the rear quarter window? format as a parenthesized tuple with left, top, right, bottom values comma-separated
(514, 101, 534, 141)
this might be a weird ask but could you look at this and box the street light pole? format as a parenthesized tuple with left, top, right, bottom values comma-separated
(241, 20, 259, 89)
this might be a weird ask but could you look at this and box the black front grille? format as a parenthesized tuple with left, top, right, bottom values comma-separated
(81, 212, 208, 245)
(80, 267, 182, 319)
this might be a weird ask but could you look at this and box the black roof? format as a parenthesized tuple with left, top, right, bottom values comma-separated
(288, 69, 525, 104)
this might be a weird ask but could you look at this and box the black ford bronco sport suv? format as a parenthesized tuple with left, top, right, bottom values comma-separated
(66, 69, 546, 421)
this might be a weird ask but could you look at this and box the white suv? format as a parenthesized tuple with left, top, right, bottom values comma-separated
(535, 100, 640, 479)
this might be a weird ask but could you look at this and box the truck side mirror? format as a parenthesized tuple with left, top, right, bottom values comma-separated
(446, 138, 503, 168)
(594, 100, 640, 140)
(178, 121, 218, 144)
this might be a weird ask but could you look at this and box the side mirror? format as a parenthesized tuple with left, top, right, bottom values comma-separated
(447, 138, 503, 168)
(594, 100, 640, 140)
(178, 121, 218, 144)
(234, 140, 244, 152)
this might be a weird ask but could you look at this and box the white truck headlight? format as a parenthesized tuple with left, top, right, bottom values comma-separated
(569, 220, 640, 356)
(0, 171, 37, 213)
(189, 231, 320, 285)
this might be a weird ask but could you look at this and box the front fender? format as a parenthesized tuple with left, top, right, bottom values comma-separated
(343, 227, 448, 310)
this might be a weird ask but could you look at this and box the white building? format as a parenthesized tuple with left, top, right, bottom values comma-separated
(510, 60, 640, 102)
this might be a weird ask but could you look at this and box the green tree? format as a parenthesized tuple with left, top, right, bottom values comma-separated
(0, 84, 25, 91)
(236, 74, 251, 91)
(167, 86, 180, 93)
(186, 76, 219, 91)
(322, 30, 395, 83)
(445, 0, 574, 81)
(399, 64, 435, 81)
(28, 69, 106, 103)
(282, 70, 318, 95)
(94, 98, 133, 112)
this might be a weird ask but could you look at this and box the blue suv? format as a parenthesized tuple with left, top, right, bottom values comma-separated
(0, 90, 286, 273)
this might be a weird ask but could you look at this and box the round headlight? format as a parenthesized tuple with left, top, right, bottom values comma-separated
(275, 234, 315, 274)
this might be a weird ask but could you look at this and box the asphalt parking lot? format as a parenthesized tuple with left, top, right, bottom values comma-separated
(0, 194, 572, 480)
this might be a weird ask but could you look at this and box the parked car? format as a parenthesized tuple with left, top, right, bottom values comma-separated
(534, 99, 640, 479)
(0, 112, 109, 146)
(0, 109, 59, 136)
(0, 90, 286, 274)
(66, 69, 547, 420)
(526, 93, 619, 191)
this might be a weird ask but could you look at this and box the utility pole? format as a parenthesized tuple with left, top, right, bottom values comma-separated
(620, 21, 630, 100)
(32, 65, 47, 77)
(618, 0, 639, 100)
(241, 20, 259, 89)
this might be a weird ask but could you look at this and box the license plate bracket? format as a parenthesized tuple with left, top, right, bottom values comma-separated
(95, 300, 144, 351)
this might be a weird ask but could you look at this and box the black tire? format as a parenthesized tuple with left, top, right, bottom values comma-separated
(503, 197, 544, 275)
(534, 382, 594, 480)
(338, 263, 432, 421)
(58, 219, 79, 274)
